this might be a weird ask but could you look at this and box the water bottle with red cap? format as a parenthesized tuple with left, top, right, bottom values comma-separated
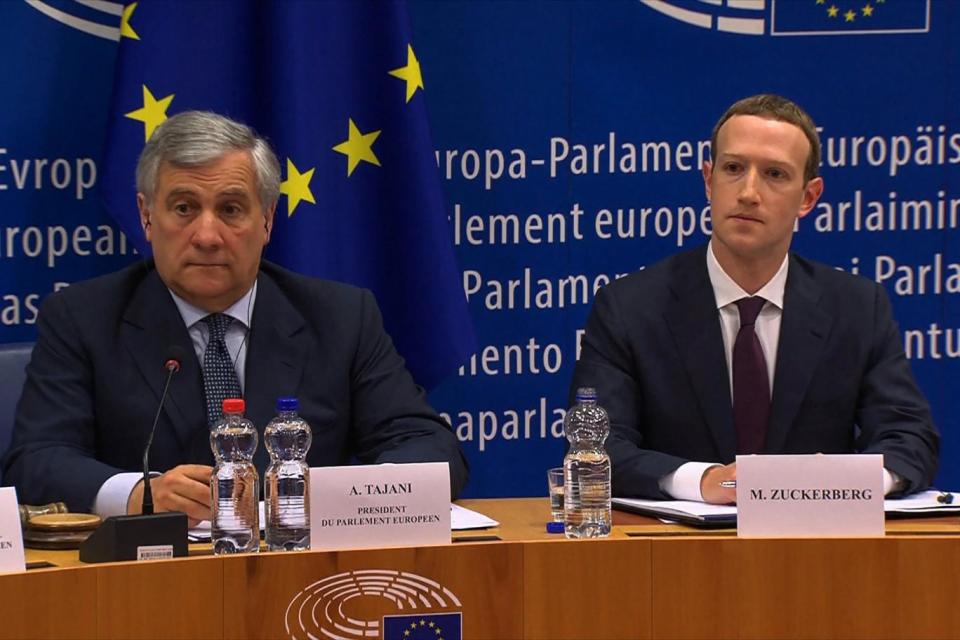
(210, 397, 259, 554)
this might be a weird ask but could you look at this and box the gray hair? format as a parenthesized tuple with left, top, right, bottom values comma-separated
(135, 111, 281, 209)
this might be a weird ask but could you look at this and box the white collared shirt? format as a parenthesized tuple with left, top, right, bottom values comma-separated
(706, 239, 787, 401)
(92, 281, 258, 518)
(169, 281, 257, 394)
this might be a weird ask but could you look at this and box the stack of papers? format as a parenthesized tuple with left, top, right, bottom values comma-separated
(884, 490, 960, 514)
(612, 498, 736, 526)
(613, 490, 960, 527)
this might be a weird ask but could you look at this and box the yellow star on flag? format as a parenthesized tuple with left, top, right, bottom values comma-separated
(844, 9, 856, 21)
(125, 85, 174, 141)
(862, 4, 874, 17)
(389, 44, 424, 103)
(827, 5, 839, 17)
(120, 3, 140, 40)
(332, 119, 381, 176)
(280, 159, 316, 217)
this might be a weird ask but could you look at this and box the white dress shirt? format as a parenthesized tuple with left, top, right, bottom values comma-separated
(659, 242, 898, 501)
(91, 282, 257, 518)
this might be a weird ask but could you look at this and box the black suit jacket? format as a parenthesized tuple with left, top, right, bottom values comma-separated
(570, 245, 938, 499)
(3, 261, 468, 511)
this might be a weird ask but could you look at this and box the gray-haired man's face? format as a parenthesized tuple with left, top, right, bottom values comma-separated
(137, 150, 275, 312)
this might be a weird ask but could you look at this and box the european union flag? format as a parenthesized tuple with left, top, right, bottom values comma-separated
(772, 0, 929, 35)
(100, 1, 474, 389)
(382, 612, 462, 640)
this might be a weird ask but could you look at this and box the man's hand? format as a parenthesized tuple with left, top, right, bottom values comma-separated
(700, 462, 737, 504)
(127, 464, 213, 527)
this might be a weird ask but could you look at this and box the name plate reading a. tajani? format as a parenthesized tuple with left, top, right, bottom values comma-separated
(310, 462, 451, 551)
(736, 454, 884, 538)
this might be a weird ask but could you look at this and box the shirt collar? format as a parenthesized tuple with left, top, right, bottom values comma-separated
(169, 279, 258, 330)
(706, 239, 788, 310)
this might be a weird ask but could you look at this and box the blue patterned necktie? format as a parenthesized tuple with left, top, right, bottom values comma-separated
(733, 297, 769, 454)
(201, 313, 242, 426)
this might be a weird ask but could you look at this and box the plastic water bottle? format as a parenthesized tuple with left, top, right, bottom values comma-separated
(563, 387, 612, 538)
(264, 397, 312, 551)
(210, 398, 259, 554)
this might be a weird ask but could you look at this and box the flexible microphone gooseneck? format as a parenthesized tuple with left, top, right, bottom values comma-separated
(79, 345, 191, 563)
(141, 346, 187, 515)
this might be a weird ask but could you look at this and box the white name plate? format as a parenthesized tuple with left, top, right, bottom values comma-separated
(737, 454, 884, 538)
(310, 462, 450, 551)
(0, 488, 26, 574)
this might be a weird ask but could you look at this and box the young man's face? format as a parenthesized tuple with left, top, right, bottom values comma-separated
(703, 114, 823, 267)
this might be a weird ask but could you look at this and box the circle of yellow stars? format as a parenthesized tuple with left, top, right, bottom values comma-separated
(119, 1, 425, 218)
(402, 618, 445, 639)
(816, 0, 885, 23)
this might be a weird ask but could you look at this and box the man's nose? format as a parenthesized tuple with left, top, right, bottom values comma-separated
(190, 211, 224, 247)
(737, 168, 761, 205)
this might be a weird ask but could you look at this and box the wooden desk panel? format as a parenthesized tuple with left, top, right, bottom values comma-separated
(523, 538, 652, 640)
(652, 536, 960, 640)
(96, 556, 224, 640)
(0, 564, 97, 640)
(221, 542, 524, 640)
(9, 499, 960, 640)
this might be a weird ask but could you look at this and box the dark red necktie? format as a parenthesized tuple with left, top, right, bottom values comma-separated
(733, 297, 769, 454)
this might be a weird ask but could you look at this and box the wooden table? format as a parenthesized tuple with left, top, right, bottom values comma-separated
(7, 498, 960, 640)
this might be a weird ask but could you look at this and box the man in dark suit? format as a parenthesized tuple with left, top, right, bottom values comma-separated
(3, 111, 467, 522)
(571, 95, 938, 504)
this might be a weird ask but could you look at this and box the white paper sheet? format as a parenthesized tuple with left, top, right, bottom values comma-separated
(451, 504, 499, 530)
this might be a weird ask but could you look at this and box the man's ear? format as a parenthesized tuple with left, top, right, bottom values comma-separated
(702, 161, 714, 203)
(798, 176, 824, 219)
(262, 203, 276, 243)
(136, 193, 152, 240)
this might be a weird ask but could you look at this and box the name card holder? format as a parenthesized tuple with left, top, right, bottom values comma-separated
(310, 462, 450, 551)
(736, 454, 884, 537)
(0, 488, 26, 574)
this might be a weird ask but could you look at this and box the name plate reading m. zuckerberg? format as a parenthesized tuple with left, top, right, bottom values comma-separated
(310, 462, 450, 551)
(737, 454, 884, 538)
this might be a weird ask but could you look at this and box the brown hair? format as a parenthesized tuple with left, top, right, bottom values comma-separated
(711, 94, 821, 182)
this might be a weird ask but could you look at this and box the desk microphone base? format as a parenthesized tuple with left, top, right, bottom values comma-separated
(79, 512, 188, 563)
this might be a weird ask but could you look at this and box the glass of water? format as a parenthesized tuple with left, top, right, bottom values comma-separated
(547, 467, 564, 522)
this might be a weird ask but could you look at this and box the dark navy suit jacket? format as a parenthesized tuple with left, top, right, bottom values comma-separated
(570, 245, 939, 499)
(3, 260, 468, 511)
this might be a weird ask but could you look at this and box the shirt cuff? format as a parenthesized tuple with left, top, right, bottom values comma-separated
(883, 469, 902, 495)
(91, 472, 144, 519)
(659, 462, 719, 502)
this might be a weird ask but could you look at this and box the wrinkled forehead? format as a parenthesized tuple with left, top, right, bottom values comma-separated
(155, 151, 258, 196)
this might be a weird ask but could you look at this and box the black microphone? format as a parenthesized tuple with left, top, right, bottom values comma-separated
(79, 346, 190, 563)
(141, 346, 187, 515)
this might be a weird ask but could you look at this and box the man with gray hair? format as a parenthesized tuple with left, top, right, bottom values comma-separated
(4, 111, 468, 522)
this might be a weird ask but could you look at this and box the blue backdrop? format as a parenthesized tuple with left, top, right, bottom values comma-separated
(2, 0, 957, 498)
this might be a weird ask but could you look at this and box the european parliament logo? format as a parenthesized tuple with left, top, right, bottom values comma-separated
(24, 0, 128, 41)
(640, 0, 930, 36)
(284, 570, 463, 640)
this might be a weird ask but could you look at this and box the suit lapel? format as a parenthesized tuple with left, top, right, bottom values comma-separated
(243, 271, 308, 468)
(766, 255, 832, 453)
(664, 248, 736, 461)
(120, 269, 206, 449)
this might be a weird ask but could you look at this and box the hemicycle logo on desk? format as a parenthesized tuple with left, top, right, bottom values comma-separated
(284, 570, 463, 640)
(639, 0, 930, 36)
